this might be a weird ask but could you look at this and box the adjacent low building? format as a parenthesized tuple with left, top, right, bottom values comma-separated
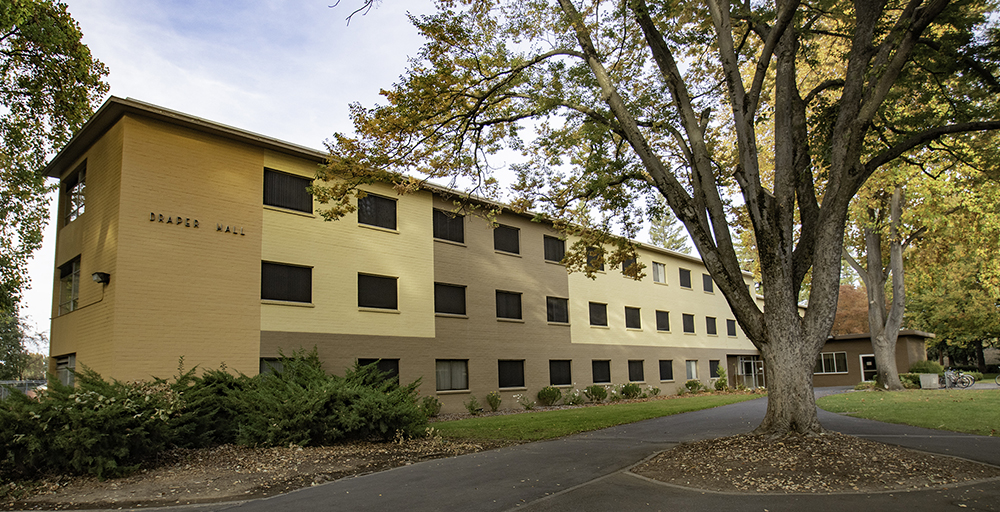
(43, 97, 920, 412)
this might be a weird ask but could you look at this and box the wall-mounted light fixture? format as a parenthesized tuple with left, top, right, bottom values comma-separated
(92, 272, 111, 285)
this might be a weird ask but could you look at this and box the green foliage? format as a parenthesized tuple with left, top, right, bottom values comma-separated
(646, 386, 660, 396)
(0, 0, 109, 313)
(583, 385, 607, 403)
(536, 386, 562, 406)
(648, 198, 689, 253)
(898, 373, 921, 387)
(909, 360, 945, 374)
(485, 391, 501, 412)
(714, 367, 729, 391)
(817, 390, 1000, 437)
(419, 396, 442, 417)
(685, 380, 708, 393)
(854, 381, 876, 390)
(563, 388, 585, 406)
(514, 393, 534, 410)
(620, 383, 642, 399)
(0, 311, 28, 379)
(464, 395, 481, 415)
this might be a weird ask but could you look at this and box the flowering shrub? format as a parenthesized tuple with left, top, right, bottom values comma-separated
(536, 386, 562, 406)
(464, 395, 482, 415)
(513, 393, 535, 410)
(564, 388, 585, 405)
(419, 396, 442, 417)
(583, 384, 608, 402)
(621, 383, 643, 399)
(486, 391, 502, 411)
(646, 385, 661, 396)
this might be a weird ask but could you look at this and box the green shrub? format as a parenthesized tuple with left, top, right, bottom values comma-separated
(685, 380, 707, 393)
(714, 367, 729, 391)
(583, 385, 607, 402)
(564, 389, 585, 406)
(646, 385, 660, 396)
(537, 386, 563, 406)
(898, 373, 921, 387)
(514, 393, 535, 410)
(486, 391, 502, 412)
(909, 360, 944, 374)
(621, 383, 642, 399)
(854, 380, 875, 390)
(419, 396, 442, 417)
(464, 395, 482, 415)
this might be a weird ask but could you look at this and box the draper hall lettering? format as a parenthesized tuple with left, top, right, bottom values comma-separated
(150, 213, 198, 227)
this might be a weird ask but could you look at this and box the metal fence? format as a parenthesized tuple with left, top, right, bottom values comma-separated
(0, 380, 47, 400)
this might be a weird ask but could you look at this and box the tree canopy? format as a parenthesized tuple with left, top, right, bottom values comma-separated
(0, 0, 108, 314)
(319, 0, 1000, 435)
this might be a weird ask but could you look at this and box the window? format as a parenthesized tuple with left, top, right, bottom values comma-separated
(498, 360, 525, 388)
(263, 168, 312, 213)
(679, 268, 692, 288)
(550, 360, 572, 386)
(727, 319, 737, 337)
(709, 360, 721, 378)
(628, 360, 645, 382)
(544, 236, 565, 262)
(625, 306, 641, 329)
(436, 360, 468, 391)
(55, 353, 75, 386)
(434, 283, 466, 315)
(433, 209, 464, 243)
(682, 313, 695, 333)
(261, 262, 312, 303)
(655, 310, 670, 331)
(589, 302, 608, 326)
(706, 316, 717, 335)
(546, 296, 569, 323)
(659, 360, 674, 381)
(357, 358, 400, 381)
(260, 358, 285, 375)
(58, 257, 81, 315)
(586, 247, 605, 271)
(65, 166, 86, 223)
(703, 273, 714, 293)
(358, 193, 397, 229)
(592, 360, 611, 383)
(652, 262, 666, 284)
(496, 290, 522, 319)
(686, 360, 698, 380)
(494, 224, 520, 253)
(622, 257, 638, 278)
(358, 273, 398, 309)
(814, 352, 848, 374)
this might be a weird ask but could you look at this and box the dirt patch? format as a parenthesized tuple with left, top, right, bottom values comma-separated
(632, 432, 1000, 493)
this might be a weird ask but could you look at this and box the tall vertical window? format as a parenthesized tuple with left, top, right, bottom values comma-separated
(628, 360, 645, 382)
(625, 306, 641, 329)
(652, 262, 666, 283)
(592, 360, 611, 383)
(589, 302, 608, 326)
(358, 194, 397, 230)
(686, 360, 698, 380)
(263, 168, 312, 213)
(706, 316, 718, 335)
(727, 319, 738, 337)
(261, 262, 312, 303)
(679, 268, 692, 288)
(549, 360, 572, 386)
(436, 360, 468, 390)
(655, 310, 670, 331)
(58, 257, 81, 315)
(710, 360, 721, 378)
(703, 273, 714, 293)
(358, 273, 398, 309)
(498, 360, 525, 388)
(546, 297, 569, 323)
(543, 236, 565, 262)
(496, 290, 522, 319)
(434, 283, 466, 315)
(682, 313, 695, 333)
(433, 209, 464, 243)
(55, 353, 76, 386)
(494, 224, 520, 253)
(65, 166, 86, 223)
(586, 247, 605, 271)
(659, 360, 674, 381)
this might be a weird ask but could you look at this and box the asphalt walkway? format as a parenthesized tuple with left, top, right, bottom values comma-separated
(97, 387, 1000, 512)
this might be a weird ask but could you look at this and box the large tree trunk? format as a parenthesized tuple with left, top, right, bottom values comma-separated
(975, 339, 987, 373)
(755, 321, 823, 436)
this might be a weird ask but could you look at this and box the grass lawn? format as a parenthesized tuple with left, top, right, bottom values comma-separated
(817, 389, 1000, 437)
(431, 393, 761, 441)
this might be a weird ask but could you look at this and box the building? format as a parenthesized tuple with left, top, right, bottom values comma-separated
(44, 97, 771, 412)
(812, 331, 933, 387)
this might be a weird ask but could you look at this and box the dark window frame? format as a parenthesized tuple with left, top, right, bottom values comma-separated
(436, 359, 469, 391)
(727, 319, 738, 337)
(709, 360, 721, 378)
(358, 273, 398, 310)
(628, 360, 645, 382)
(357, 358, 400, 381)
(263, 168, 312, 213)
(592, 360, 611, 383)
(546, 296, 569, 323)
(659, 360, 674, 381)
(706, 316, 718, 335)
(682, 313, 696, 333)
(494, 223, 520, 254)
(433, 209, 464, 243)
(434, 283, 467, 315)
(655, 310, 670, 332)
(624, 306, 641, 329)
(703, 273, 714, 293)
(496, 290, 523, 319)
(589, 302, 608, 326)
(64, 163, 87, 224)
(543, 235, 565, 262)
(549, 360, 572, 386)
(679, 268, 692, 289)
(262, 261, 312, 303)
(498, 360, 525, 388)
(358, 193, 397, 230)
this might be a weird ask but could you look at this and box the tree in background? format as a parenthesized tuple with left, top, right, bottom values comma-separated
(831, 284, 869, 336)
(318, 0, 1000, 436)
(648, 198, 689, 253)
(0, 0, 109, 315)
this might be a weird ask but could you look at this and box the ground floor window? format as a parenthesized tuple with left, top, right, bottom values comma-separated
(592, 360, 611, 383)
(709, 360, 721, 378)
(628, 360, 644, 382)
(686, 360, 698, 380)
(814, 352, 848, 374)
(436, 359, 468, 391)
(498, 360, 525, 388)
(55, 353, 76, 386)
(549, 360, 571, 386)
(357, 358, 400, 381)
(659, 360, 673, 381)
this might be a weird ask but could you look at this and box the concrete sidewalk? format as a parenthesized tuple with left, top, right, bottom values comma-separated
(82, 389, 1000, 512)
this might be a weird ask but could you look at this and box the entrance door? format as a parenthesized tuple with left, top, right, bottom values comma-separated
(860, 354, 877, 381)
(737, 356, 765, 389)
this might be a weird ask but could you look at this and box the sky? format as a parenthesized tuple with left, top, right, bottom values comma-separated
(22, 0, 438, 343)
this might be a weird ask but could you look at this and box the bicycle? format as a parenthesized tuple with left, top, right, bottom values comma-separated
(995, 373, 999, 386)
(943, 368, 975, 389)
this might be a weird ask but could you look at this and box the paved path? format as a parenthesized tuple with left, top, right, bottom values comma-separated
(85, 388, 1000, 512)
